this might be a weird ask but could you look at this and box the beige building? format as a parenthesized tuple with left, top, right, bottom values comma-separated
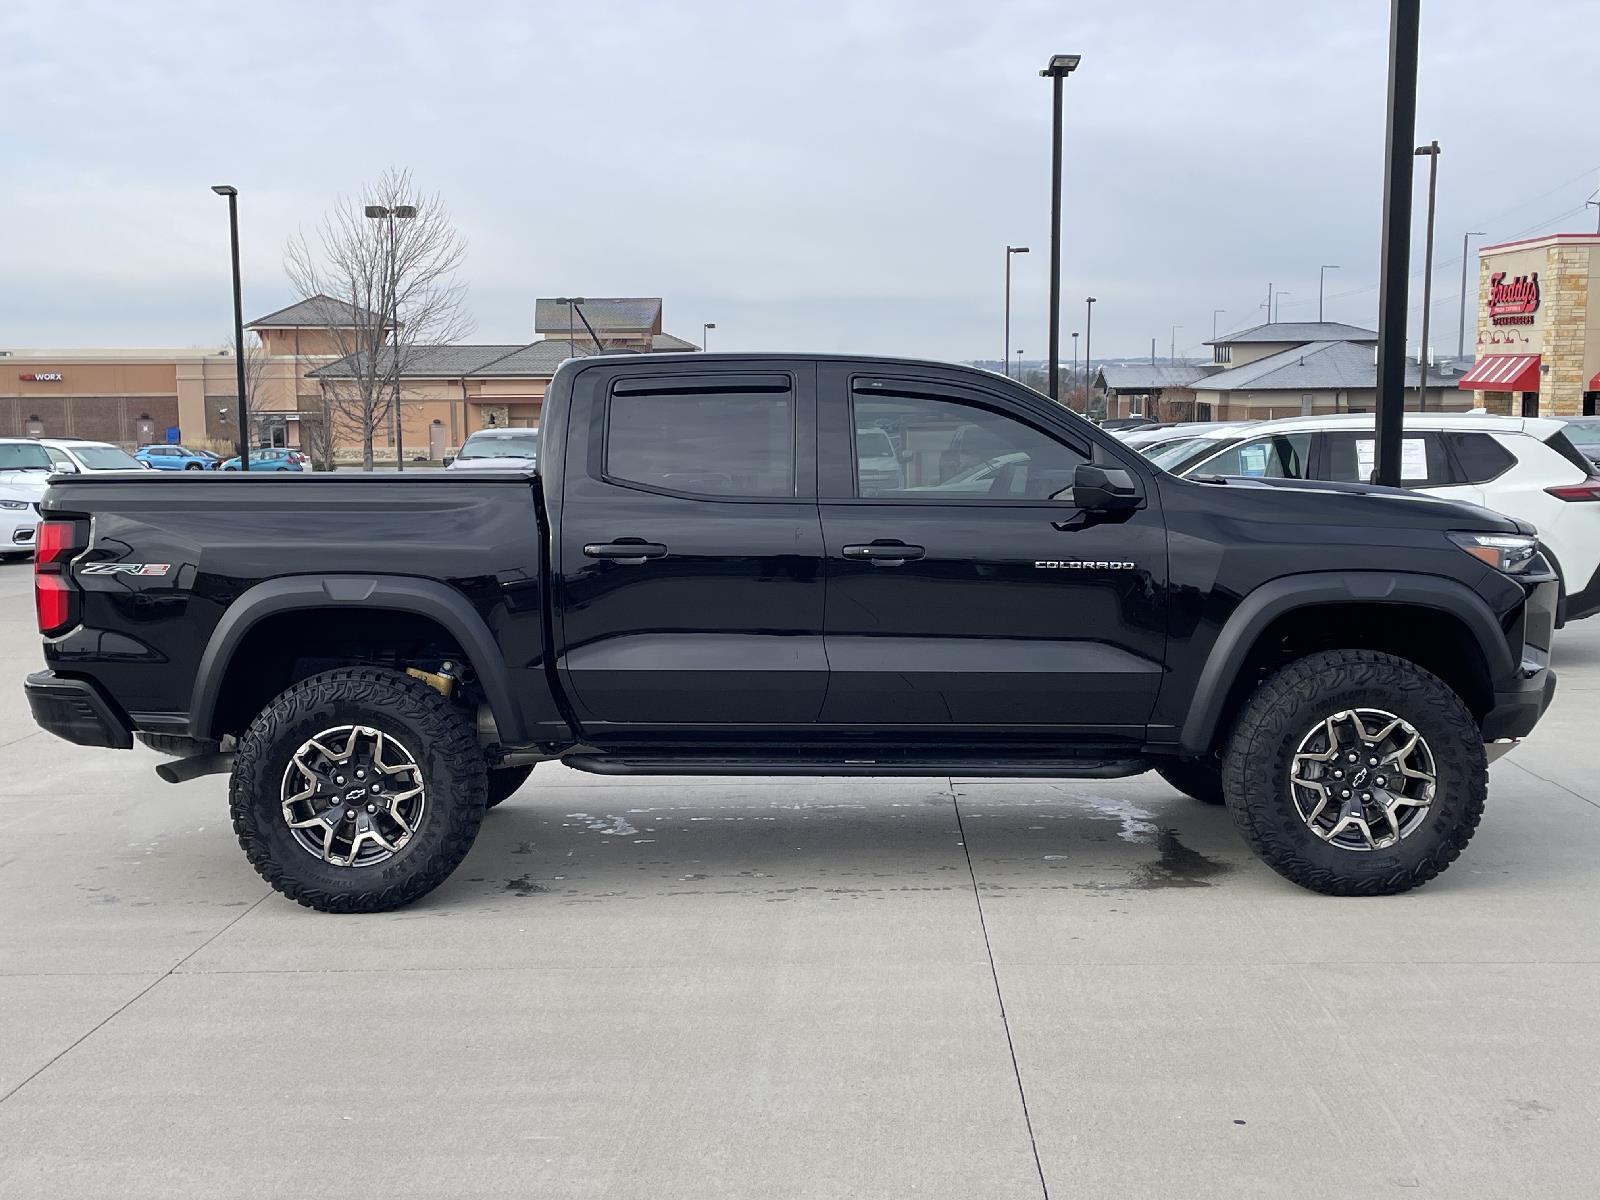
(1460, 232, 1599, 417)
(0, 296, 698, 459)
(1097, 321, 1464, 421)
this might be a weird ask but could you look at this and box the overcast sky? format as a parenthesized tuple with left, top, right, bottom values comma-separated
(4, 0, 1598, 362)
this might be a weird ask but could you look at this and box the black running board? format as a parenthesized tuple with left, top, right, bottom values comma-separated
(560, 754, 1151, 779)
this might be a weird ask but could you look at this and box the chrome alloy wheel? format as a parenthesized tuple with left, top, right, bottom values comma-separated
(280, 725, 426, 867)
(1288, 709, 1437, 851)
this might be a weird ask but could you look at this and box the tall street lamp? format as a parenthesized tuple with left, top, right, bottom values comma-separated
(1004, 245, 1029, 377)
(1082, 296, 1096, 409)
(1414, 140, 1441, 410)
(1318, 265, 1340, 321)
(702, 322, 716, 350)
(1071, 331, 1080, 398)
(1458, 231, 1485, 359)
(364, 203, 417, 470)
(1040, 54, 1082, 402)
(555, 297, 604, 353)
(1373, 0, 1423, 486)
(211, 185, 249, 472)
(1015, 350, 1025, 380)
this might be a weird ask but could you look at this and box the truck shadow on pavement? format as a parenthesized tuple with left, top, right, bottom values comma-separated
(445, 781, 1239, 908)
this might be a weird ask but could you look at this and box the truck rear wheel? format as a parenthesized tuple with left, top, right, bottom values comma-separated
(1155, 757, 1225, 805)
(229, 667, 488, 913)
(1222, 649, 1486, 896)
(485, 764, 534, 809)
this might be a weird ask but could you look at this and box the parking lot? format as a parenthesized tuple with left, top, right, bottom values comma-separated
(1, 556, 1598, 1199)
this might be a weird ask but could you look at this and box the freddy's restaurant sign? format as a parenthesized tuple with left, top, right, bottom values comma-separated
(1488, 271, 1540, 326)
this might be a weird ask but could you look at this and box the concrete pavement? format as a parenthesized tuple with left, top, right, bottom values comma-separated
(1, 557, 1597, 1198)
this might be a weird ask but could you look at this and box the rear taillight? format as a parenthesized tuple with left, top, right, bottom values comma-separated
(1545, 478, 1600, 502)
(35, 519, 86, 636)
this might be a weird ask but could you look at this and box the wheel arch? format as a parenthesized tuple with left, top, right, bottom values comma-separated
(190, 575, 527, 743)
(1178, 572, 1513, 757)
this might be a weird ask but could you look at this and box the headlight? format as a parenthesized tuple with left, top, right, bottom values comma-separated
(0, 500, 27, 511)
(1448, 531, 1538, 573)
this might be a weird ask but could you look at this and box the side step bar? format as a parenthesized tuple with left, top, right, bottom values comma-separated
(561, 754, 1151, 779)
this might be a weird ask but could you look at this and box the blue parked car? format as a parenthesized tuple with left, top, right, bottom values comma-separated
(136, 445, 220, 471)
(218, 449, 305, 472)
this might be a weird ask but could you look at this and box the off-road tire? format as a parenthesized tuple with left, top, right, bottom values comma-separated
(1223, 649, 1486, 896)
(485, 764, 534, 809)
(230, 667, 488, 913)
(1155, 757, 1226, 805)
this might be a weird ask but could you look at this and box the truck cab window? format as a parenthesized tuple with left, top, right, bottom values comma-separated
(852, 393, 1085, 499)
(606, 389, 794, 498)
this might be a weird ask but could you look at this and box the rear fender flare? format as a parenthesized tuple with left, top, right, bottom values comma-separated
(1178, 571, 1513, 756)
(190, 575, 526, 742)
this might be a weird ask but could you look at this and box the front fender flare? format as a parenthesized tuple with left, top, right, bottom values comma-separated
(1178, 571, 1513, 756)
(190, 575, 527, 743)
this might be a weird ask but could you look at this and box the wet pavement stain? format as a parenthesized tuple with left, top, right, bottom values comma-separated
(504, 874, 548, 897)
(1126, 828, 1231, 889)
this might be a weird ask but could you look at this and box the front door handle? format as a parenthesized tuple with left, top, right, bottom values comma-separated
(842, 542, 926, 565)
(584, 540, 668, 565)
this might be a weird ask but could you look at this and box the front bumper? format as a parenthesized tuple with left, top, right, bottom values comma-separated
(24, 670, 133, 749)
(1481, 570, 1559, 742)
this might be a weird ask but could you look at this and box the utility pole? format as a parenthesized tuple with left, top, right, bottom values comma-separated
(1414, 140, 1441, 411)
(1040, 55, 1082, 402)
(1150, 337, 1156, 367)
(1265, 282, 1273, 323)
(1319, 265, 1340, 321)
(1373, 0, 1421, 487)
(1071, 331, 1079, 398)
(1458, 231, 1484, 359)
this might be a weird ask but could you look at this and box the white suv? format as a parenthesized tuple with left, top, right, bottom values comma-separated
(1168, 413, 1600, 624)
(39, 438, 151, 474)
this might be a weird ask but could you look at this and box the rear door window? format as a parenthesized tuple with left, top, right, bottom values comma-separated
(1321, 432, 1449, 486)
(606, 386, 795, 498)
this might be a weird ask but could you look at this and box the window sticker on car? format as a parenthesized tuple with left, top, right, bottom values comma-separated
(1355, 438, 1427, 482)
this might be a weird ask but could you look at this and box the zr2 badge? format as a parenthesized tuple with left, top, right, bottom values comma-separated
(80, 563, 173, 577)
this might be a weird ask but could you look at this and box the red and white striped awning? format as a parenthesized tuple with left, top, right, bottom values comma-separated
(1458, 354, 1540, 391)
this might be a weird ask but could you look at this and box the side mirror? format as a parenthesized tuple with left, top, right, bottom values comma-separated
(1071, 463, 1141, 512)
(53, 460, 79, 475)
(441, 455, 455, 467)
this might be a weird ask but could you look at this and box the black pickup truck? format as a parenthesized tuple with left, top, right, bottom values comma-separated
(26, 353, 1558, 910)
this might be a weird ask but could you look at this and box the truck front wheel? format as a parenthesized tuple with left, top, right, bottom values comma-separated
(1222, 649, 1486, 896)
(229, 667, 489, 913)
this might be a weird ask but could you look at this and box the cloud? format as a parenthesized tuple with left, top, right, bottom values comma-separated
(3, 0, 1597, 360)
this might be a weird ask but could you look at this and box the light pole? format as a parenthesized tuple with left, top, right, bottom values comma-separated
(1374, 0, 1422, 487)
(1015, 350, 1025, 381)
(1040, 54, 1082, 402)
(210, 186, 249, 472)
(1458, 231, 1484, 359)
(702, 322, 716, 350)
(364, 203, 417, 470)
(1273, 292, 1292, 322)
(555, 297, 604, 353)
(1083, 296, 1096, 410)
(1004, 245, 1029, 377)
(1071, 331, 1079, 398)
(1414, 140, 1441, 410)
(1318, 265, 1340, 321)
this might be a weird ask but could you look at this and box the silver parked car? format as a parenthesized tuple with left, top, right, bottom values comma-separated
(445, 427, 539, 471)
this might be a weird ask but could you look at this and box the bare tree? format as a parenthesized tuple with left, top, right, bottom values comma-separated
(285, 168, 472, 469)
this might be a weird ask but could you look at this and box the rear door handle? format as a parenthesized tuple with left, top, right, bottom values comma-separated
(583, 540, 668, 564)
(842, 542, 926, 565)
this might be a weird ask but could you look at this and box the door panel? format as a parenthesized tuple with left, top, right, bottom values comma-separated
(554, 363, 827, 733)
(817, 367, 1168, 736)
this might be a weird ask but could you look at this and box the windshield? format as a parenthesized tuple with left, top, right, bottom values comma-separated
(1146, 437, 1223, 469)
(71, 444, 144, 470)
(0, 443, 53, 471)
(460, 433, 539, 460)
(1562, 418, 1600, 447)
